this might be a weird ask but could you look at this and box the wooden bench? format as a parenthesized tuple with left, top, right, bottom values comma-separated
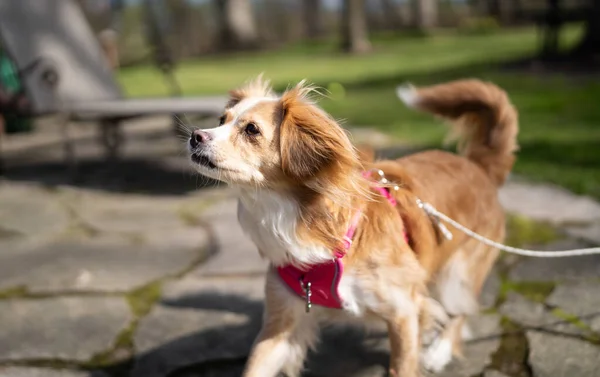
(0, 0, 226, 174)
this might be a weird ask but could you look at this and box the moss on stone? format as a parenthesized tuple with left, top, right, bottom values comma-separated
(177, 194, 228, 228)
(491, 215, 560, 308)
(481, 306, 499, 315)
(550, 308, 590, 331)
(0, 285, 28, 299)
(59, 223, 100, 239)
(499, 281, 556, 304)
(127, 281, 162, 318)
(505, 214, 561, 247)
(174, 246, 214, 279)
(492, 215, 560, 308)
(177, 199, 214, 227)
(178, 209, 202, 227)
(489, 316, 533, 377)
(85, 323, 135, 368)
(84, 281, 163, 368)
(549, 308, 600, 344)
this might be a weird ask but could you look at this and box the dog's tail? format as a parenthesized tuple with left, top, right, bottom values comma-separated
(397, 79, 519, 186)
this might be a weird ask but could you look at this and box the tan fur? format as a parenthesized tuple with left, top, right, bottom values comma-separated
(188, 77, 519, 377)
(279, 85, 371, 253)
(406, 79, 519, 186)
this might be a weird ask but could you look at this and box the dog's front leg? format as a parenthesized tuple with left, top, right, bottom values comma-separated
(243, 270, 319, 377)
(387, 308, 421, 377)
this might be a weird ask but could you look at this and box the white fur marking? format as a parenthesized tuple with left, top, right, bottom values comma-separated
(235, 96, 275, 117)
(337, 274, 364, 316)
(338, 272, 415, 318)
(237, 189, 332, 267)
(210, 122, 234, 141)
(421, 337, 453, 373)
(204, 96, 277, 142)
(396, 84, 419, 108)
(436, 253, 479, 316)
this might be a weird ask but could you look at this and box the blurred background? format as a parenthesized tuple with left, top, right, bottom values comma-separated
(0, 1, 599, 377)
(86, 0, 599, 197)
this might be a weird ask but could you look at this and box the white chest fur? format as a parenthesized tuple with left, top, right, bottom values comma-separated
(236, 189, 332, 267)
(236, 189, 415, 320)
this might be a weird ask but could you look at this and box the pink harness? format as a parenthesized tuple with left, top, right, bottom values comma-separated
(276, 174, 405, 312)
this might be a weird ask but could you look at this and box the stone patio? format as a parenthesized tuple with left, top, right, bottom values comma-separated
(0, 118, 598, 377)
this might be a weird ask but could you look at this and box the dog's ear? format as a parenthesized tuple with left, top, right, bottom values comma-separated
(226, 88, 246, 109)
(279, 85, 357, 181)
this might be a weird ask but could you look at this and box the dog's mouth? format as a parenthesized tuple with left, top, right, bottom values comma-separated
(191, 153, 218, 169)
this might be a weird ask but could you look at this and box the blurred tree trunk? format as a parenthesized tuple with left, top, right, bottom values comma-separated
(341, 0, 371, 53)
(167, 0, 189, 58)
(572, 0, 600, 55)
(303, 0, 322, 40)
(486, 0, 500, 18)
(214, 0, 259, 51)
(98, 0, 125, 69)
(380, 0, 405, 29)
(481, 0, 514, 24)
(185, 8, 204, 57)
(412, 0, 438, 31)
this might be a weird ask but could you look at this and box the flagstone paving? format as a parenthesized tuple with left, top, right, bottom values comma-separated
(0, 123, 598, 377)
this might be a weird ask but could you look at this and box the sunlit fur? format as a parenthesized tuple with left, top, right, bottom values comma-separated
(188, 77, 519, 377)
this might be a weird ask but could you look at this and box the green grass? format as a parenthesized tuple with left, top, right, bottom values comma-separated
(118, 26, 600, 199)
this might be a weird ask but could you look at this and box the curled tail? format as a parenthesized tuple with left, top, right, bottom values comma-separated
(397, 79, 519, 186)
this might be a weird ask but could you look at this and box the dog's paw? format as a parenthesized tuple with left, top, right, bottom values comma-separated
(421, 336, 453, 373)
(420, 297, 449, 348)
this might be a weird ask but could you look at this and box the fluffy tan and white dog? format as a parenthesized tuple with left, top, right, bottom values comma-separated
(187, 76, 518, 377)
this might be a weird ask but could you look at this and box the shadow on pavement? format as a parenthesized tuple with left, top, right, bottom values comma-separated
(101, 291, 390, 377)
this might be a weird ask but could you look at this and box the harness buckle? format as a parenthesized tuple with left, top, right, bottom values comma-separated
(300, 280, 312, 313)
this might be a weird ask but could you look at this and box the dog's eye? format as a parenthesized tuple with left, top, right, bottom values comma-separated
(244, 123, 260, 136)
(218, 115, 226, 126)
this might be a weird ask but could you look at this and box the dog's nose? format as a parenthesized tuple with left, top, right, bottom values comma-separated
(190, 130, 212, 148)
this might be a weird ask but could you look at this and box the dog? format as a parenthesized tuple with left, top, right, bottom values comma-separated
(187, 76, 518, 377)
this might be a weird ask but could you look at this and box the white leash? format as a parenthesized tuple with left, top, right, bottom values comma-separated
(416, 199, 600, 258)
(367, 169, 600, 258)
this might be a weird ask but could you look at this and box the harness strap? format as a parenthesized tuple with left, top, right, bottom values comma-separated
(334, 210, 363, 257)
(277, 170, 409, 312)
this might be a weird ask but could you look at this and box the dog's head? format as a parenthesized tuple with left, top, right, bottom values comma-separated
(188, 76, 360, 191)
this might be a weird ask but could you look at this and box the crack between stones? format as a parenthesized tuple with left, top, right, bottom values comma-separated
(196, 271, 267, 279)
(544, 304, 600, 342)
(85, 220, 219, 375)
(0, 220, 217, 374)
(0, 359, 88, 369)
(489, 244, 600, 377)
(0, 185, 231, 374)
(523, 341, 534, 377)
(0, 289, 126, 300)
(489, 316, 533, 377)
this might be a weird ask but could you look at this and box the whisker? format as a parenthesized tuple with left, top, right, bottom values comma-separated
(173, 114, 194, 136)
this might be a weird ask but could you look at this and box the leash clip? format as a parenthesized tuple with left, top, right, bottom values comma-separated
(417, 199, 454, 241)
